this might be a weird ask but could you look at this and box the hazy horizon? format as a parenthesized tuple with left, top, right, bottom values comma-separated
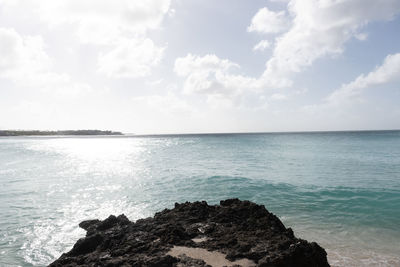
(1, 128, 400, 136)
(1, 0, 400, 134)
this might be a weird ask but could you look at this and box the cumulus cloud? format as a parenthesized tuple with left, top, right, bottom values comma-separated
(253, 40, 271, 51)
(270, 93, 287, 101)
(243, 0, 400, 92)
(174, 54, 238, 77)
(0, 0, 171, 79)
(0, 27, 92, 95)
(26, 0, 171, 44)
(262, 0, 400, 80)
(327, 53, 400, 105)
(174, 0, 400, 103)
(0, 27, 50, 78)
(98, 38, 164, 78)
(247, 7, 289, 34)
(173, 54, 293, 108)
(301, 52, 400, 122)
(174, 54, 257, 96)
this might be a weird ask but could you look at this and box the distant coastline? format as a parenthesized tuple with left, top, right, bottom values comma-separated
(0, 130, 123, 136)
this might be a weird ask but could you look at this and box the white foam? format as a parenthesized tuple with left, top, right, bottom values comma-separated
(327, 248, 400, 267)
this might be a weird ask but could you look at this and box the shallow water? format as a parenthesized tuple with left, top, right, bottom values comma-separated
(0, 131, 399, 266)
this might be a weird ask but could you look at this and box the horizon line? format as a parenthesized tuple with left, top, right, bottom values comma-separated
(126, 128, 400, 137)
(1, 128, 399, 137)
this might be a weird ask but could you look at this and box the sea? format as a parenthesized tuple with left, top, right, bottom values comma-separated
(0, 131, 399, 266)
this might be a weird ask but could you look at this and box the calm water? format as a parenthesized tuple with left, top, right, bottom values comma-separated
(0, 131, 399, 266)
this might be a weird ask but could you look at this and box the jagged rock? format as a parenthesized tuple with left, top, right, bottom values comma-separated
(49, 199, 330, 267)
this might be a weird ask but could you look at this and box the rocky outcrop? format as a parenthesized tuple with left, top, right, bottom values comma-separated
(50, 199, 330, 267)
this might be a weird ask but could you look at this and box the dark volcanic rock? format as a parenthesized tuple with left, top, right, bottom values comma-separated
(49, 199, 330, 267)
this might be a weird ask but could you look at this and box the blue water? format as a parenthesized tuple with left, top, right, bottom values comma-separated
(0, 131, 399, 266)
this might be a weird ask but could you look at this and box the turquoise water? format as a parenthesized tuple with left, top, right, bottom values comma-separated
(0, 131, 399, 266)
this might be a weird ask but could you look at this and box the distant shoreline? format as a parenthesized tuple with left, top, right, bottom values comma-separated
(0, 130, 123, 136)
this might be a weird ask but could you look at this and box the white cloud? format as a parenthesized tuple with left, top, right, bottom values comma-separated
(176, 1, 400, 104)
(244, 0, 400, 91)
(174, 54, 257, 96)
(294, 87, 309, 95)
(0, 27, 92, 95)
(247, 7, 289, 34)
(174, 54, 238, 76)
(27, 0, 171, 44)
(261, 0, 400, 83)
(0, 27, 50, 78)
(327, 53, 400, 105)
(174, 53, 297, 104)
(173, 54, 296, 110)
(146, 79, 164, 86)
(355, 32, 368, 41)
(270, 93, 287, 101)
(300, 52, 400, 124)
(253, 40, 271, 51)
(0, 0, 171, 79)
(98, 38, 164, 78)
(132, 92, 192, 115)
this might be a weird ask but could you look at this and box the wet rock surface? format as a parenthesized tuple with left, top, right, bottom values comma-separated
(49, 199, 330, 267)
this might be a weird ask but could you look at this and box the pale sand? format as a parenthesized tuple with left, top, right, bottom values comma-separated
(167, 246, 256, 267)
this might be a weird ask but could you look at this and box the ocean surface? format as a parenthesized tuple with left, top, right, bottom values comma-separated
(0, 131, 399, 266)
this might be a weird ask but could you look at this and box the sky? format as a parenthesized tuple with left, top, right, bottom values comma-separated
(0, 0, 399, 134)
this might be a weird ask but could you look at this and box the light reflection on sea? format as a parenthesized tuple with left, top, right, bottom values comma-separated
(0, 132, 399, 266)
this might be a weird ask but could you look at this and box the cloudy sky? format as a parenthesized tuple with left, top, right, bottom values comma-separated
(0, 0, 399, 134)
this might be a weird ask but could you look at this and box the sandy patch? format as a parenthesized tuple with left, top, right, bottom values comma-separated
(167, 246, 256, 267)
